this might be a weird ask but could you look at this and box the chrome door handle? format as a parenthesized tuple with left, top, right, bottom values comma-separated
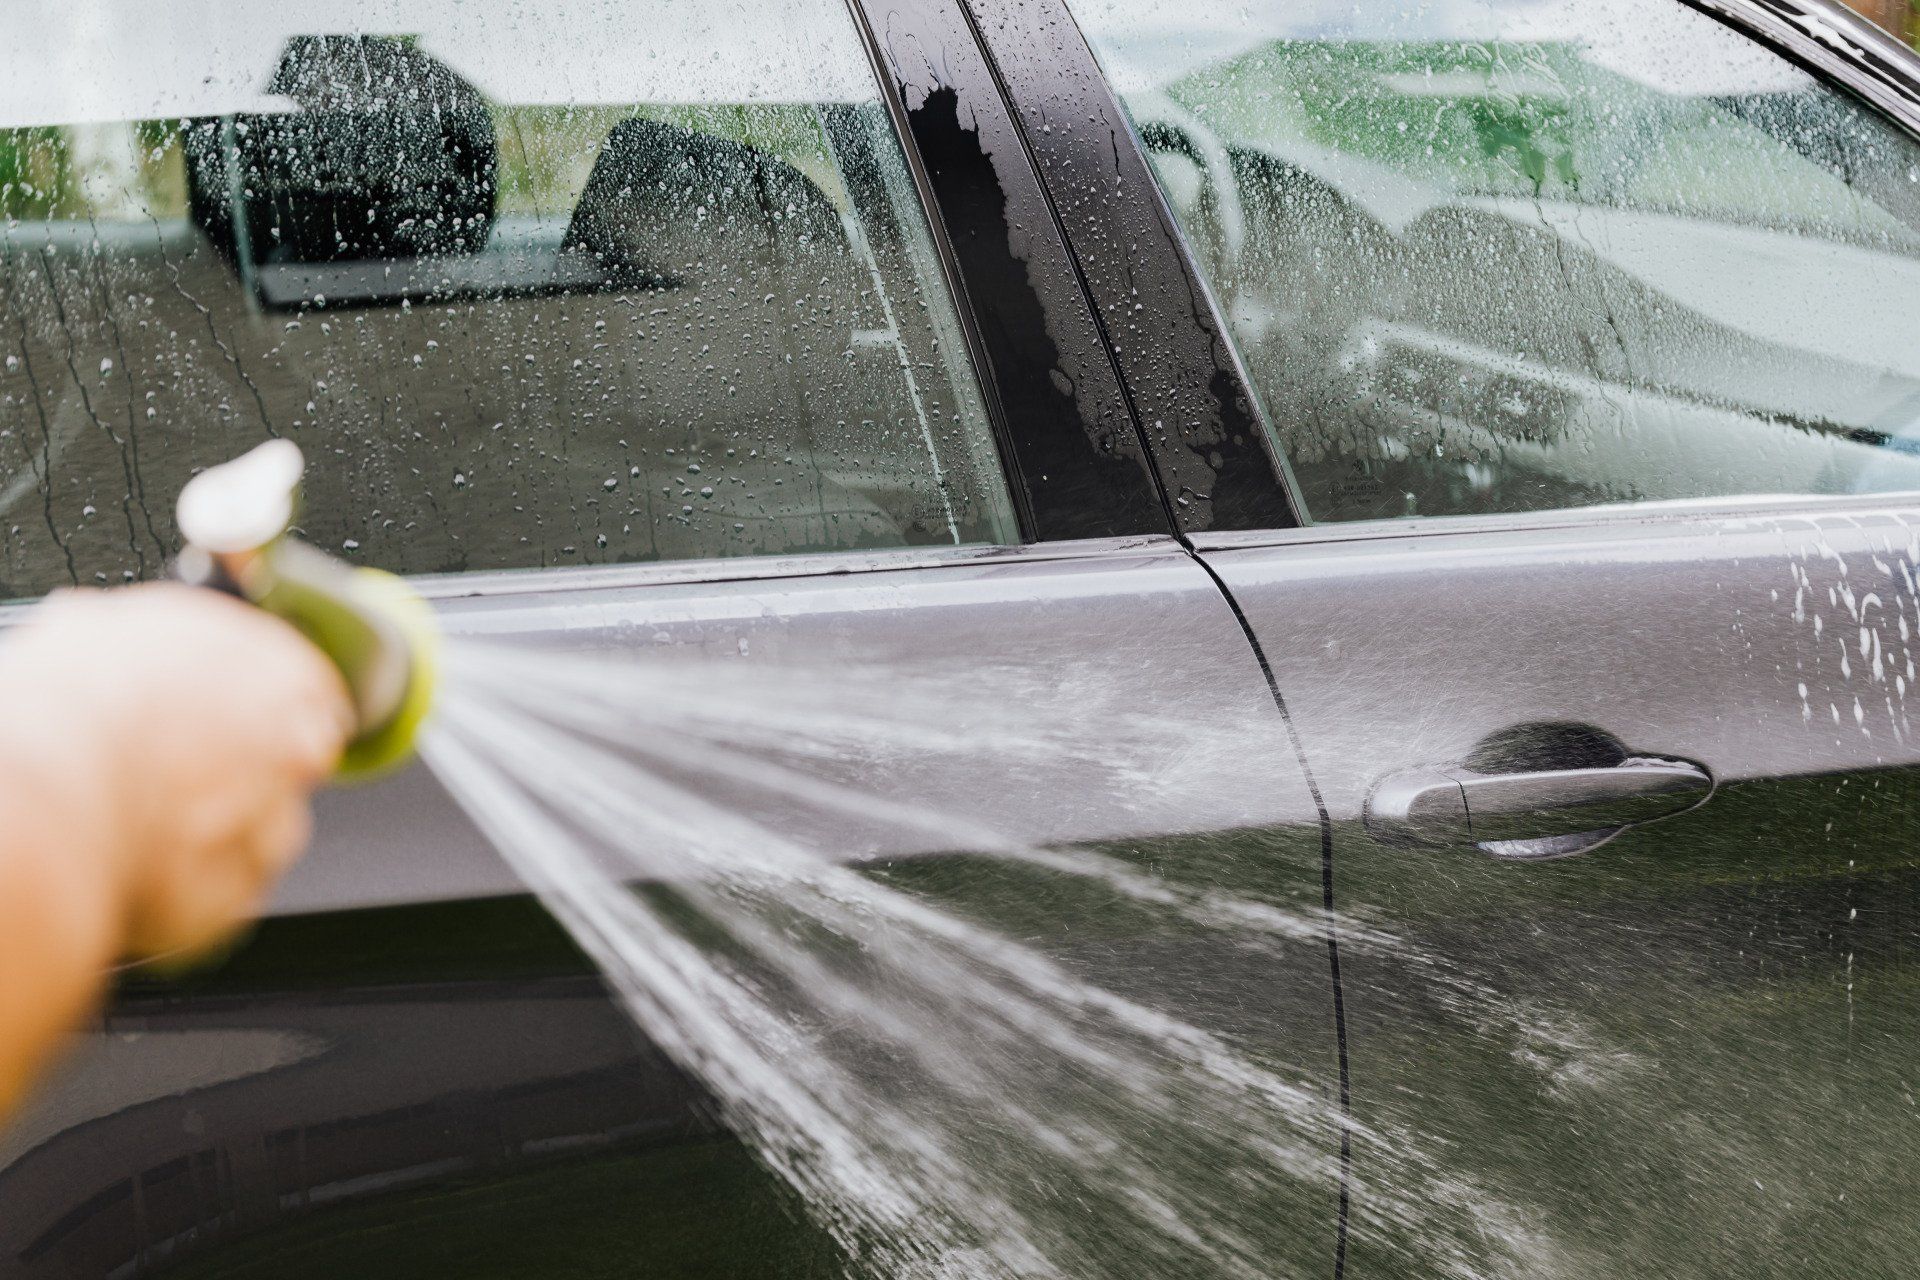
(1365, 757, 1712, 859)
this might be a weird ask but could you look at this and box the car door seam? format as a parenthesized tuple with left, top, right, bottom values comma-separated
(1185, 547, 1352, 1280)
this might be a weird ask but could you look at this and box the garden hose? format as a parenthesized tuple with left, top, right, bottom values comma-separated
(173, 441, 438, 779)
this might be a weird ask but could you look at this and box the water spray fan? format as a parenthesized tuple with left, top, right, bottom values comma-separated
(174, 441, 439, 780)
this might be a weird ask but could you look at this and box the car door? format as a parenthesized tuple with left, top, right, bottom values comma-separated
(1018, 0, 1920, 1274)
(0, 2, 1345, 1278)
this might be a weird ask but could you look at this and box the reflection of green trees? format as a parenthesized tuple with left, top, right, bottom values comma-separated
(1468, 99, 1579, 194)
(130, 119, 188, 217)
(7, 102, 843, 230)
(0, 121, 187, 221)
(1169, 41, 1595, 198)
(0, 127, 79, 219)
(1167, 38, 1903, 233)
(491, 102, 846, 221)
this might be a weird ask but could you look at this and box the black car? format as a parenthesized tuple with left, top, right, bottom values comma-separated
(6, 0, 1920, 1275)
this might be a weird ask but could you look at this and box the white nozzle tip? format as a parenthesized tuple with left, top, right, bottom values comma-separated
(177, 441, 306, 554)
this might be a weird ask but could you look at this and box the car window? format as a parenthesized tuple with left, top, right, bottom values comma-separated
(0, 0, 1017, 598)
(1069, 0, 1920, 522)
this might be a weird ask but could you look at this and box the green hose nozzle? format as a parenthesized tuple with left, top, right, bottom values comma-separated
(175, 442, 439, 780)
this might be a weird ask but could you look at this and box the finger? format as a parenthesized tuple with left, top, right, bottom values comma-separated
(244, 793, 316, 885)
(281, 693, 351, 783)
(121, 825, 263, 960)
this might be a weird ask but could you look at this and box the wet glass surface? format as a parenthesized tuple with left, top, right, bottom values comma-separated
(0, 0, 1017, 599)
(1071, 0, 1920, 522)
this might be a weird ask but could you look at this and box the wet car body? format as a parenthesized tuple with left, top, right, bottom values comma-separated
(5, 0, 1920, 1276)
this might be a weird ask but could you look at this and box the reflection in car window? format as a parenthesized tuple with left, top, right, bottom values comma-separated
(1070, 0, 1920, 522)
(0, 0, 1016, 597)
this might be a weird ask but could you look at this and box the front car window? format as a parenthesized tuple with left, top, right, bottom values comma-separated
(1070, 0, 1920, 522)
(0, 0, 1017, 598)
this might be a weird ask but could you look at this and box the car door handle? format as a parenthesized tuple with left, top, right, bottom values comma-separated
(1365, 756, 1712, 858)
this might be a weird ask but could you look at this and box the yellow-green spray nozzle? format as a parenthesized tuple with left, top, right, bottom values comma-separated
(175, 441, 438, 780)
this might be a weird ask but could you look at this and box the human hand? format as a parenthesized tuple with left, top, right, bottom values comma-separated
(0, 582, 353, 961)
(0, 581, 352, 1121)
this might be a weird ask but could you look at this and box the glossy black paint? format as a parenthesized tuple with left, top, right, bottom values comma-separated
(845, 0, 1170, 542)
(0, 896, 845, 1279)
(957, 0, 1301, 535)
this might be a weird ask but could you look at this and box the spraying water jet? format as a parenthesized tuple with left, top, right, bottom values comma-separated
(146, 447, 1573, 1279)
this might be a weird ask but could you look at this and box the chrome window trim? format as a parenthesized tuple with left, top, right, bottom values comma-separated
(409, 533, 1182, 600)
(0, 536, 1182, 622)
(1190, 491, 1920, 553)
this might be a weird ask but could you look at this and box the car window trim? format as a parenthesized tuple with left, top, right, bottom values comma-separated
(1188, 490, 1920, 554)
(408, 533, 1180, 600)
(241, 536, 1176, 612)
(0, 539, 1181, 621)
(957, 0, 1305, 538)
(840, 0, 1173, 544)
